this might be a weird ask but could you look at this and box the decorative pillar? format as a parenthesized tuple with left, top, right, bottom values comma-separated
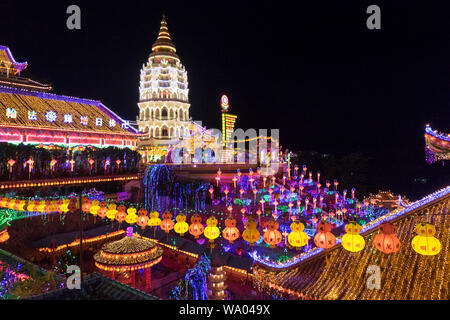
(145, 267, 152, 291)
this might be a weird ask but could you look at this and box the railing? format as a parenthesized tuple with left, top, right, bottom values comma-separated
(0, 174, 140, 190)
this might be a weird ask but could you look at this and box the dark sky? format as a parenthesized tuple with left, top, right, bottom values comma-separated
(1, 0, 449, 198)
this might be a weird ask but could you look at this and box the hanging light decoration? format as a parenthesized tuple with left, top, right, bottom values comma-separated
(174, 213, 189, 236)
(374, 222, 401, 254)
(189, 213, 204, 239)
(411, 223, 441, 256)
(263, 219, 282, 248)
(314, 221, 336, 249)
(204, 216, 220, 247)
(242, 216, 260, 246)
(342, 221, 365, 253)
(222, 216, 240, 244)
(288, 221, 309, 250)
(160, 211, 174, 234)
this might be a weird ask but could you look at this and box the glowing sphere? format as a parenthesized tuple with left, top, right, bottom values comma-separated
(189, 213, 204, 239)
(148, 211, 162, 227)
(222, 216, 240, 244)
(160, 212, 174, 233)
(263, 219, 282, 248)
(314, 221, 336, 249)
(204, 216, 220, 242)
(342, 222, 365, 252)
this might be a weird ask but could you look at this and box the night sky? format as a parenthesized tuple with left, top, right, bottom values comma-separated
(1, 0, 449, 198)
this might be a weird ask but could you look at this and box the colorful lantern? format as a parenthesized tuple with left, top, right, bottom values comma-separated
(174, 213, 189, 236)
(115, 205, 127, 225)
(97, 202, 107, 219)
(342, 221, 365, 253)
(222, 216, 240, 244)
(263, 219, 282, 248)
(106, 204, 117, 220)
(288, 221, 309, 249)
(411, 223, 441, 256)
(148, 211, 161, 227)
(81, 198, 92, 213)
(136, 214, 149, 229)
(204, 216, 220, 246)
(160, 211, 174, 233)
(314, 221, 336, 249)
(189, 213, 204, 239)
(242, 217, 260, 246)
(374, 222, 401, 254)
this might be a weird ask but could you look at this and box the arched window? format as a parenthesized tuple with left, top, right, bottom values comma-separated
(170, 127, 174, 137)
(155, 127, 160, 137)
(155, 108, 160, 119)
(169, 109, 174, 119)
(140, 109, 144, 120)
(162, 107, 168, 118)
(151, 109, 154, 120)
(144, 108, 149, 120)
(150, 127, 153, 137)
(162, 126, 168, 137)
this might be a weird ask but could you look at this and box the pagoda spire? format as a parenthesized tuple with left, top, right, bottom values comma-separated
(152, 14, 176, 53)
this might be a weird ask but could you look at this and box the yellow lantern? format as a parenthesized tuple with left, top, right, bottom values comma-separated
(411, 223, 441, 256)
(242, 217, 260, 246)
(106, 204, 117, 220)
(90, 200, 100, 216)
(60, 199, 70, 213)
(174, 213, 189, 236)
(37, 200, 46, 213)
(204, 216, 220, 246)
(342, 221, 365, 253)
(148, 211, 162, 227)
(288, 221, 309, 249)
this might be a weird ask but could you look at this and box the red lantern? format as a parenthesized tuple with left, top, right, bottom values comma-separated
(115, 205, 127, 224)
(314, 221, 336, 249)
(263, 219, 282, 248)
(138, 208, 148, 216)
(136, 215, 149, 229)
(97, 202, 107, 219)
(222, 216, 240, 243)
(374, 222, 401, 254)
(81, 198, 92, 213)
(189, 213, 204, 239)
(160, 211, 174, 233)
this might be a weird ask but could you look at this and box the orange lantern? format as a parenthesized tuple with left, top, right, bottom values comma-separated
(314, 220, 336, 249)
(263, 219, 282, 248)
(115, 205, 127, 225)
(374, 222, 401, 254)
(97, 202, 107, 219)
(222, 216, 240, 244)
(189, 213, 204, 239)
(81, 198, 92, 213)
(136, 215, 149, 229)
(68, 199, 78, 213)
(160, 211, 174, 234)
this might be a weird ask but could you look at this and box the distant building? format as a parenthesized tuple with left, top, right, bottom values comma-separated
(425, 124, 450, 164)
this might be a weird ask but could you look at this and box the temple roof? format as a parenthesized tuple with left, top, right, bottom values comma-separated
(150, 14, 178, 58)
(0, 45, 27, 75)
(0, 86, 138, 135)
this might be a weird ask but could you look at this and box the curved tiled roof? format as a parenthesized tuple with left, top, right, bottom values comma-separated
(0, 86, 137, 135)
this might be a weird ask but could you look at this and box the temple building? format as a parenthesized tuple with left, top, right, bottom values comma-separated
(425, 124, 450, 163)
(0, 45, 138, 148)
(137, 15, 191, 146)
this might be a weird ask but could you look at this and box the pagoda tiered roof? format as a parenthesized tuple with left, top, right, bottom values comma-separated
(0, 45, 27, 75)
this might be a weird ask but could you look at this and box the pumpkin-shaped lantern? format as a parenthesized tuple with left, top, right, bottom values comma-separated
(374, 222, 401, 254)
(288, 221, 309, 249)
(204, 216, 220, 246)
(90, 200, 100, 217)
(263, 219, 282, 248)
(189, 213, 204, 239)
(160, 211, 174, 234)
(81, 198, 92, 213)
(411, 223, 441, 256)
(148, 211, 162, 227)
(174, 213, 189, 236)
(115, 205, 127, 225)
(68, 199, 78, 213)
(60, 199, 70, 214)
(242, 216, 260, 246)
(342, 221, 365, 253)
(97, 201, 107, 219)
(125, 207, 138, 225)
(222, 216, 240, 244)
(314, 220, 336, 249)
(136, 214, 149, 229)
(106, 203, 117, 220)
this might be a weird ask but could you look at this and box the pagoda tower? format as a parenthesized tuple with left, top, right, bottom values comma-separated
(137, 15, 191, 146)
(207, 256, 228, 300)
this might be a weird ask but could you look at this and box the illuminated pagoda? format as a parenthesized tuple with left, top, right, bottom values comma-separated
(425, 124, 450, 164)
(364, 190, 410, 211)
(94, 227, 163, 291)
(207, 256, 228, 300)
(137, 14, 191, 146)
(0, 45, 138, 148)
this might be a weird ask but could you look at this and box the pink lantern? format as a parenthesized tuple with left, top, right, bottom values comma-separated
(263, 176, 267, 188)
(253, 188, 257, 201)
(232, 176, 237, 189)
(209, 186, 214, 199)
(116, 159, 121, 169)
(299, 184, 304, 196)
(326, 180, 331, 189)
(50, 159, 57, 172)
(239, 188, 244, 200)
(259, 199, 265, 212)
(224, 188, 229, 200)
(317, 171, 321, 183)
(334, 180, 339, 191)
(215, 176, 220, 187)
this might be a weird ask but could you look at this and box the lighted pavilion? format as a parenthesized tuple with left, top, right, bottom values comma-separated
(425, 124, 450, 164)
(94, 227, 163, 291)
